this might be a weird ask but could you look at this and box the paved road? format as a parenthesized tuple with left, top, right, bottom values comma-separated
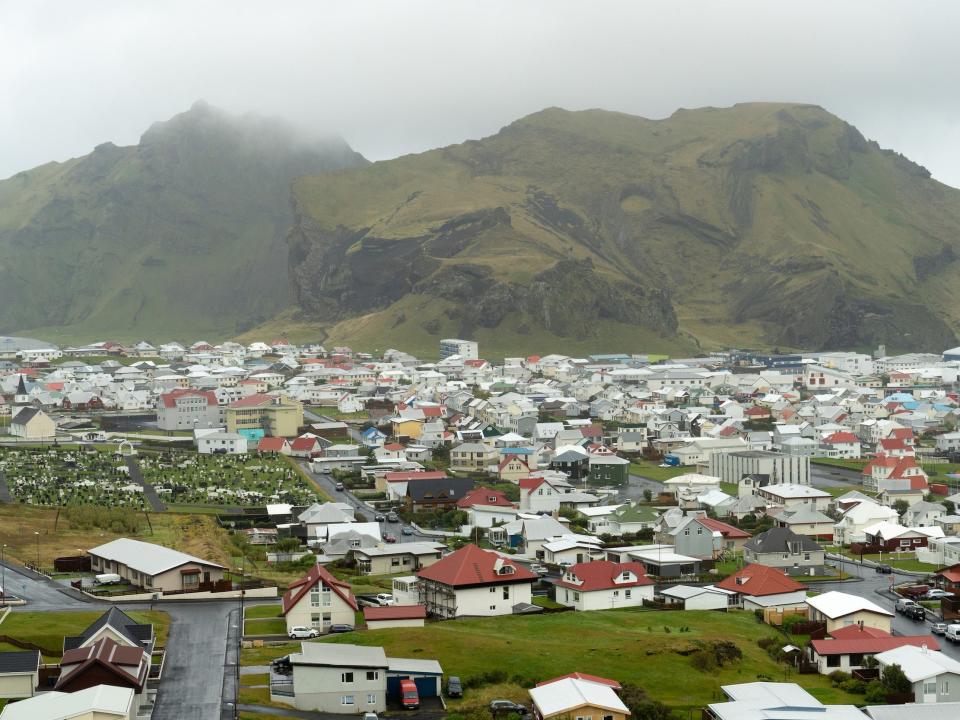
(0, 560, 90, 610)
(124, 455, 167, 511)
(304, 409, 365, 444)
(810, 463, 863, 489)
(816, 558, 960, 661)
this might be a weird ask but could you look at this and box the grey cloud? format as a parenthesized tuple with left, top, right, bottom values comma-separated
(3, 0, 960, 185)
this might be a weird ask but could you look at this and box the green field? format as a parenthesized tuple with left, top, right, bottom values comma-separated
(629, 461, 696, 483)
(241, 609, 859, 709)
(0, 610, 170, 656)
(244, 604, 283, 620)
(244, 618, 286, 636)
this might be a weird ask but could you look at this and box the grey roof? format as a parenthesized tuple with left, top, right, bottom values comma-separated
(0, 650, 40, 674)
(863, 703, 960, 720)
(88, 538, 225, 575)
(292, 642, 387, 668)
(63, 606, 153, 652)
(11, 407, 40, 424)
(406, 477, 473, 502)
(744, 527, 821, 554)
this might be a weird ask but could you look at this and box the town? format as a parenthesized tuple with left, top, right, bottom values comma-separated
(0, 335, 959, 720)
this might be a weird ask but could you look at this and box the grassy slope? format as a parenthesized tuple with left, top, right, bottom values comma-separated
(286, 103, 960, 354)
(242, 609, 859, 709)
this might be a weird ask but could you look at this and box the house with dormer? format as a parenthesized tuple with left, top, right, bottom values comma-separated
(416, 544, 536, 618)
(554, 560, 654, 611)
(281, 564, 358, 634)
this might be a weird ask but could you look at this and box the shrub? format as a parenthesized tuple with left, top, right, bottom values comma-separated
(828, 670, 850, 685)
(863, 680, 886, 704)
(841, 679, 866, 695)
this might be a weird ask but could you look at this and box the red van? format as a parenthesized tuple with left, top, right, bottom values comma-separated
(400, 679, 419, 709)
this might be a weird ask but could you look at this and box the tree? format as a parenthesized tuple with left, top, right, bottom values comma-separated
(618, 684, 676, 720)
(892, 499, 910, 517)
(880, 663, 913, 695)
(642, 489, 653, 502)
(944, 500, 956, 515)
(275, 537, 302, 553)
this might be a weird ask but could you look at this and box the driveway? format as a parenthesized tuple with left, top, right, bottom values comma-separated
(0, 560, 90, 610)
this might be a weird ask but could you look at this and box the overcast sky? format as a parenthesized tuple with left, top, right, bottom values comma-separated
(4, 1, 960, 185)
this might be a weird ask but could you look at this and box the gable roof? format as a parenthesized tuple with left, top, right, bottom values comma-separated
(811, 633, 938, 656)
(554, 561, 653, 591)
(0, 685, 134, 720)
(714, 563, 807, 596)
(282, 564, 358, 615)
(457, 486, 515, 509)
(63, 606, 154, 652)
(384, 470, 448, 483)
(697, 516, 751, 539)
(88, 538, 224, 576)
(806, 591, 893, 619)
(0, 650, 40, 674)
(417, 544, 536, 587)
(529, 676, 629, 717)
(362, 605, 427, 621)
(744, 527, 821, 554)
(257, 437, 289, 452)
(57, 637, 148, 691)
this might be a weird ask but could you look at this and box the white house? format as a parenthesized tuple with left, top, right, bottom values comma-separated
(197, 431, 247, 454)
(553, 560, 654, 611)
(874, 645, 960, 704)
(281, 564, 358, 634)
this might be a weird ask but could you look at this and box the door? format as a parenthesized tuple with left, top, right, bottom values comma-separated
(414, 676, 438, 698)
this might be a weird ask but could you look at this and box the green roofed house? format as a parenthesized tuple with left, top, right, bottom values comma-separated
(611, 504, 659, 535)
(588, 455, 630, 486)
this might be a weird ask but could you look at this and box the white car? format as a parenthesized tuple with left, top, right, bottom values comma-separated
(375, 593, 396, 606)
(288, 626, 319, 639)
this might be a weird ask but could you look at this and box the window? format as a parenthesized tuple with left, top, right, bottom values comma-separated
(503, 586, 510, 599)
(366, 670, 379, 681)
(310, 589, 321, 607)
(923, 681, 936, 695)
(368, 693, 377, 704)
(323, 613, 332, 627)
(311, 613, 322, 628)
(625, 590, 632, 599)
(490, 587, 496, 593)
(490, 605, 496, 610)
(804, 553, 811, 560)
(942, 680, 949, 694)
(341, 696, 355, 706)
(342, 672, 354, 683)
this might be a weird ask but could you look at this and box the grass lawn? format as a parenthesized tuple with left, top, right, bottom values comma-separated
(0, 504, 235, 571)
(720, 482, 739, 496)
(245, 604, 282, 619)
(629, 461, 695, 483)
(811, 458, 868, 472)
(0, 610, 170, 656)
(240, 672, 269, 686)
(308, 407, 370, 422)
(240, 610, 860, 710)
(244, 618, 287, 636)
(238, 686, 293, 709)
(531, 596, 564, 609)
(833, 548, 938, 573)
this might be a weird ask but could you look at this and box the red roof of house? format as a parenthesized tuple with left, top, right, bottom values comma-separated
(829, 625, 891, 640)
(257, 437, 288, 452)
(58, 637, 147, 690)
(421, 406, 443, 418)
(228, 393, 276, 408)
(239, 378, 263, 385)
(698, 517, 751, 539)
(746, 406, 770, 417)
(554, 561, 653, 592)
(382, 443, 406, 451)
(718, 426, 738, 437)
(880, 438, 910, 452)
(45, 382, 65, 391)
(824, 431, 858, 444)
(537, 673, 622, 689)
(463, 359, 488, 368)
(384, 471, 448, 483)
(282, 564, 358, 615)
(417, 544, 536, 587)
(457, 486, 515, 509)
(363, 604, 427, 621)
(890, 428, 914, 440)
(935, 565, 960, 582)
(160, 388, 218, 408)
(714, 563, 807, 596)
(811, 634, 938, 656)
(290, 437, 319, 451)
(518, 477, 547, 493)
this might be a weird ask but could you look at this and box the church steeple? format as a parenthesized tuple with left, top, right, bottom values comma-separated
(14, 374, 29, 405)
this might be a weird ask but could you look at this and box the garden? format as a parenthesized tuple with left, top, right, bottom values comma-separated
(139, 451, 317, 507)
(0, 447, 146, 508)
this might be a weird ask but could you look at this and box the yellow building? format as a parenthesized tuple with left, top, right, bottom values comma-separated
(390, 417, 423, 441)
(9, 407, 56, 440)
(226, 393, 303, 438)
(806, 591, 893, 633)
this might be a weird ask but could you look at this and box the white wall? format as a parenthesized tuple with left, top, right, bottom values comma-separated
(453, 582, 532, 616)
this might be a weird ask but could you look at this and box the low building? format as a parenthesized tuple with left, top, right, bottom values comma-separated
(706, 682, 864, 720)
(806, 591, 893, 633)
(714, 563, 807, 612)
(281, 565, 358, 634)
(87, 538, 226, 593)
(810, 625, 938, 675)
(351, 542, 445, 576)
(9, 407, 55, 440)
(742, 527, 825, 576)
(529, 675, 629, 720)
(874, 644, 960, 703)
(197, 431, 248, 454)
(416, 544, 536, 618)
(660, 584, 732, 611)
(554, 560, 654, 611)
(0, 651, 40, 701)
(362, 605, 427, 630)
(272, 642, 442, 713)
(0, 684, 135, 720)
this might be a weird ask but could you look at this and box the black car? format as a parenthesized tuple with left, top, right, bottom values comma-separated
(875, 564, 893, 574)
(329, 624, 354, 633)
(490, 700, 526, 715)
(375, 514, 386, 522)
(447, 676, 463, 698)
(904, 605, 926, 621)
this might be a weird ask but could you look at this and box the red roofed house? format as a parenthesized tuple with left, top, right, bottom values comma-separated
(457, 486, 514, 509)
(822, 431, 861, 460)
(257, 437, 292, 455)
(156, 388, 223, 431)
(714, 563, 808, 612)
(417, 544, 536, 618)
(878, 437, 915, 457)
(281, 564, 358, 635)
(536, 673, 621, 689)
(746, 405, 772, 420)
(862, 453, 928, 493)
(810, 624, 939, 674)
(887, 427, 915, 446)
(933, 564, 960, 594)
(554, 561, 654, 611)
(56, 637, 149, 717)
(518, 476, 564, 514)
(362, 604, 427, 629)
(289, 435, 323, 458)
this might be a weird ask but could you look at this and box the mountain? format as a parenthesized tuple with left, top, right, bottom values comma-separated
(281, 103, 960, 356)
(0, 102, 366, 342)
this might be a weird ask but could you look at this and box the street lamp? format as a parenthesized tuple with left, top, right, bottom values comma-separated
(1, 544, 6, 606)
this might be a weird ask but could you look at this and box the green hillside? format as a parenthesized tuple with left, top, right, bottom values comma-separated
(282, 103, 960, 355)
(0, 102, 366, 343)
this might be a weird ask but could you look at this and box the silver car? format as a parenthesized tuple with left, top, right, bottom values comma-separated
(931, 622, 949, 635)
